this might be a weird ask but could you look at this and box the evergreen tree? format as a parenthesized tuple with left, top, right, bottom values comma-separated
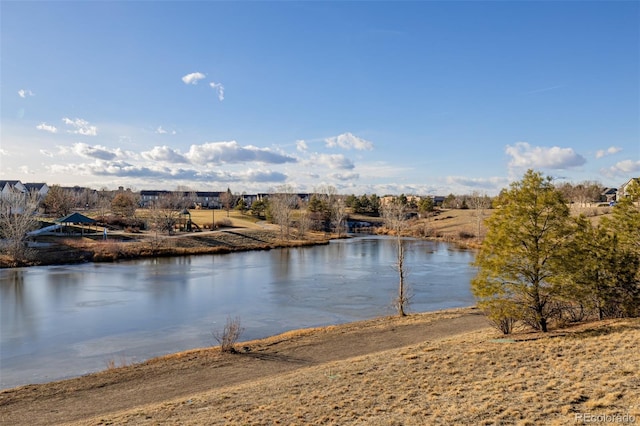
(601, 197, 640, 255)
(472, 170, 573, 332)
(418, 197, 434, 216)
(564, 217, 640, 319)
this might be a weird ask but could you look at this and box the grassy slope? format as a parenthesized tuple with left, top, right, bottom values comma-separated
(74, 318, 640, 425)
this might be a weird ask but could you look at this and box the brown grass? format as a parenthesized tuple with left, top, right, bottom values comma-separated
(402, 206, 614, 248)
(187, 209, 263, 229)
(6, 227, 331, 266)
(71, 318, 639, 425)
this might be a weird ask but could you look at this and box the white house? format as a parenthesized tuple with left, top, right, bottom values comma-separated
(619, 177, 640, 199)
(0, 180, 27, 199)
(24, 182, 50, 200)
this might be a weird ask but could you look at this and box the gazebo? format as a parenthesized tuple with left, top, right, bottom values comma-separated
(56, 212, 97, 236)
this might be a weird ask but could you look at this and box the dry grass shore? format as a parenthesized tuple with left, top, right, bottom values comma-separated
(76, 318, 640, 426)
(86, 320, 640, 426)
(0, 227, 331, 268)
(1, 308, 638, 425)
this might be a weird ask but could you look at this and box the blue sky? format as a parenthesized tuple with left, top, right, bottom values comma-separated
(1, 1, 638, 196)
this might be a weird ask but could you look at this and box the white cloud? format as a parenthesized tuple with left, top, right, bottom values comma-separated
(209, 81, 225, 101)
(141, 146, 188, 163)
(182, 72, 206, 85)
(62, 117, 98, 136)
(155, 126, 176, 135)
(71, 143, 125, 161)
(330, 172, 360, 181)
(312, 153, 355, 170)
(0, 148, 8, 156)
(51, 140, 296, 186)
(296, 140, 308, 152)
(602, 159, 640, 177)
(185, 141, 296, 165)
(36, 122, 58, 134)
(595, 146, 622, 159)
(49, 160, 287, 183)
(446, 176, 509, 190)
(18, 89, 35, 98)
(240, 169, 287, 183)
(325, 132, 373, 151)
(505, 142, 586, 170)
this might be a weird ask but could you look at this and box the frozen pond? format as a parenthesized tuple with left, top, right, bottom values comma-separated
(0, 236, 476, 389)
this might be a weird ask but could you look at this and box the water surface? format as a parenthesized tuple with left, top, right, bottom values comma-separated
(0, 236, 476, 389)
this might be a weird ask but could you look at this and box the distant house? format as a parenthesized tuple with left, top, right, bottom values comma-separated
(0, 180, 49, 215)
(195, 191, 222, 209)
(140, 190, 171, 207)
(1, 181, 49, 200)
(601, 187, 618, 203)
(238, 193, 258, 207)
(619, 177, 640, 199)
(24, 182, 49, 200)
(432, 196, 446, 206)
(140, 190, 223, 209)
(0, 180, 26, 199)
(379, 194, 444, 207)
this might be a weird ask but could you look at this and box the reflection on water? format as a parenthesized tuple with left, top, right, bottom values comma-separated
(0, 236, 476, 389)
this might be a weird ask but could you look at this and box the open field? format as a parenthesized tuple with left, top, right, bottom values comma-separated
(400, 205, 614, 247)
(135, 208, 266, 230)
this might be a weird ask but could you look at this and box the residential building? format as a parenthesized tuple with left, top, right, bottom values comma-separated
(619, 177, 639, 199)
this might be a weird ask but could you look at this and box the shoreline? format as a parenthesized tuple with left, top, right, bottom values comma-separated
(0, 306, 489, 425)
(0, 228, 336, 268)
(2, 307, 637, 425)
(2, 208, 487, 269)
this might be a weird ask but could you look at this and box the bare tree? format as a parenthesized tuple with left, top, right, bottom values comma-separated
(111, 191, 138, 218)
(469, 191, 491, 243)
(296, 199, 312, 238)
(269, 185, 298, 240)
(42, 185, 74, 217)
(220, 188, 236, 217)
(149, 192, 192, 235)
(382, 199, 410, 316)
(97, 188, 113, 219)
(313, 185, 346, 234)
(0, 191, 40, 263)
(332, 197, 348, 237)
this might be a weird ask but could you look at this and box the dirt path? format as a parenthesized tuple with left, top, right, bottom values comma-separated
(0, 308, 489, 425)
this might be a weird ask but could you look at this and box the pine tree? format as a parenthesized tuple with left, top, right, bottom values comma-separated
(472, 170, 573, 332)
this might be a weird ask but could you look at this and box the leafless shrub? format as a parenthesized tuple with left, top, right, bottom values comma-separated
(105, 355, 129, 370)
(212, 316, 244, 353)
(480, 299, 521, 335)
(458, 231, 475, 239)
(560, 302, 588, 323)
(215, 218, 233, 228)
